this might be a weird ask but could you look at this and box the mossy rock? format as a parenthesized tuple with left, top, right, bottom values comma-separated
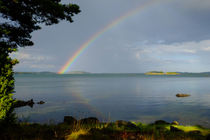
(79, 117, 99, 125)
(171, 121, 179, 125)
(115, 120, 139, 130)
(170, 126, 183, 132)
(188, 130, 202, 135)
(154, 120, 170, 125)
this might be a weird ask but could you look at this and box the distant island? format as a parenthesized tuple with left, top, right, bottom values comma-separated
(145, 71, 180, 75)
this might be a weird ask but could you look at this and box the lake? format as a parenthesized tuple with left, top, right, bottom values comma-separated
(14, 73, 210, 127)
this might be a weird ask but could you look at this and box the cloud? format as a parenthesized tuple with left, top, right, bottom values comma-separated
(30, 64, 55, 69)
(202, 47, 210, 51)
(181, 0, 210, 10)
(129, 39, 210, 71)
(11, 50, 55, 71)
(134, 39, 210, 57)
(12, 52, 52, 62)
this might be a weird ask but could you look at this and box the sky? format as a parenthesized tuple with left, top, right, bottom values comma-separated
(12, 0, 210, 73)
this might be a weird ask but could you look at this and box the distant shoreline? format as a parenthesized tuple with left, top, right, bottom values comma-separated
(14, 71, 210, 77)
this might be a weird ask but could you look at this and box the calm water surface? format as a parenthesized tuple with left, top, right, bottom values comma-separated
(14, 74, 210, 127)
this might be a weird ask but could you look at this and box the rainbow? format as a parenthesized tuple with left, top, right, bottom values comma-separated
(58, 0, 161, 74)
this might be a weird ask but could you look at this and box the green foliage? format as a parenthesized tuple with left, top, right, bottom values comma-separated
(0, 0, 80, 121)
(170, 125, 210, 136)
(0, 48, 18, 122)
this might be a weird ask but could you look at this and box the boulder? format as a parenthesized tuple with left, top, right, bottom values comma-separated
(37, 101, 45, 104)
(188, 130, 202, 135)
(170, 126, 183, 132)
(14, 99, 35, 108)
(115, 120, 129, 127)
(176, 93, 190, 97)
(171, 121, 179, 125)
(154, 120, 170, 125)
(115, 120, 138, 130)
(79, 117, 99, 124)
(64, 116, 77, 125)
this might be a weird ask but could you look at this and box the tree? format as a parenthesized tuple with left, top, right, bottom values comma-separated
(0, 0, 80, 121)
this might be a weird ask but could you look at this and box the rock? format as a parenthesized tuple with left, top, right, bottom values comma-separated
(176, 93, 190, 97)
(64, 116, 77, 125)
(115, 120, 128, 127)
(27, 99, 35, 107)
(37, 101, 45, 104)
(171, 121, 179, 125)
(115, 120, 138, 130)
(79, 117, 99, 124)
(156, 125, 168, 133)
(188, 130, 202, 135)
(170, 126, 183, 132)
(125, 122, 138, 130)
(14, 99, 35, 108)
(154, 120, 170, 125)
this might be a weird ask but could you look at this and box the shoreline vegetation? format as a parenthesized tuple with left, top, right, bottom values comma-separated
(1, 116, 210, 140)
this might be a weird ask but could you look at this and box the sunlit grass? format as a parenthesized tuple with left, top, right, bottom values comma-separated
(66, 129, 88, 140)
(169, 125, 210, 136)
(164, 124, 210, 136)
(66, 120, 109, 140)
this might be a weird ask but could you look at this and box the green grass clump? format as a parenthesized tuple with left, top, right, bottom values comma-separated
(67, 129, 88, 140)
(169, 125, 210, 136)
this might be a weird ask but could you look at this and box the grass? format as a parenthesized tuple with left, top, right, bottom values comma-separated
(67, 129, 88, 140)
(169, 125, 210, 136)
